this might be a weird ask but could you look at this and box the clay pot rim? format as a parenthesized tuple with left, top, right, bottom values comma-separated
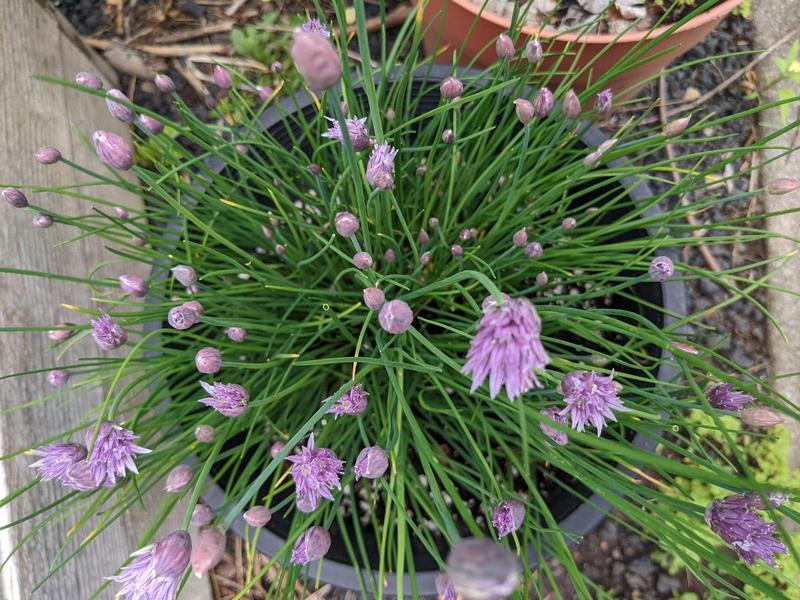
(434, 0, 743, 44)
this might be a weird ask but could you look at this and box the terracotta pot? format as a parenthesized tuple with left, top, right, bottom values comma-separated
(421, 0, 742, 96)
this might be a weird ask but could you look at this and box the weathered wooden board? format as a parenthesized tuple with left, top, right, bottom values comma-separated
(0, 1, 211, 598)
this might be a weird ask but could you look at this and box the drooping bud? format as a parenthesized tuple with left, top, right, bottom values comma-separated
(446, 538, 522, 600)
(442, 129, 455, 144)
(524, 242, 543, 258)
(168, 306, 197, 330)
(513, 99, 534, 124)
(440, 76, 464, 100)
(496, 33, 515, 59)
(2, 187, 28, 208)
(335, 211, 359, 237)
(379, 299, 413, 334)
(354, 446, 389, 480)
(243, 505, 272, 527)
(419, 229, 430, 245)
(535, 271, 548, 286)
(92, 130, 134, 170)
(563, 89, 581, 118)
(33, 213, 54, 228)
(35, 147, 62, 165)
(270, 441, 285, 459)
(48, 322, 75, 341)
(353, 252, 373, 270)
(429, 217, 440, 230)
(213, 65, 232, 90)
(192, 503, 214, 525)
(171, 264, 197, 287)
(226, 327, 247, 342)
(165, 464, 193, 492)
(525, 38, 543, 65)
(594, 88, 613, 117)
(533, 87, 554, 119)
(195, 347, 222, 374)
(290, 526, 331, 565)
(649, 256, 674, 282)
(740, 407, 785, 428)
(766, 178, 800, 195)
(562, 217, 577, 230)
(154, 73, 176, 93)
(106, 89, 135, 124)
(194, 424, 216, 443)
(138, 114, 164, 135)
(47, 369, 70, 387)
(290, 30, 342, 91)
(182, 300, 204, 316)
(420, 251, 432, 266)
(451, 244, 464, 258)
(76, 71, 103, 89)
(512, 228, 528, 247)
(383, 248, 397, 263)
(191, 526, 226, 576)
(664, 116, 691, 137)
(119, 274, 148, 297)
(363, 287, 385, 310)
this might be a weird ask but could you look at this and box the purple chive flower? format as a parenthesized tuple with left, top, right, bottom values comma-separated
(354, 446, 389, 480)
(194, 424, 215, 443)
(539, 407, 568, 446)
(270, 441, 285, 459)
(513, 99, 534, 125)
(48, 322, 76, 341)
(363, 287, 385, 310)
(323, 116, 371, 151)
(47, 369, 70, 387)
(563, 89, 582, 119)
(327, 384, 369, 418)
(213, 66, 232, 90)
(436, 573, 458, 600)
(492, 499, 525, 538)
(495, 33, 515, 59)
(463, 295, 550, 400)
(257, 85, 274, 103)
(379, 299, 414, 334)
(192, 504, 214, 525)
(451, 244, 464, 258)
(164, 464, 193, 492)
(154, 73, 176, 93)
(167, 306, 197, 330)
(271, 61, 284, 74)
(85, 421, 151, 487)
(559, 370, 626, 435)
(512, 228, 528, 247)
(286, 433, 344, 509)
(290, 30, 342, 91)
(419, 229, 430, 245)
(595, 88, 613, 117)
(366, 142, 398, 191)
(334, 211, 359, 237)
(291, 526, 332, 565)
(740, 406, 785, 428)
(111, 530, 191, 600)
(705, 493, 788, 566)
(191, 526, 225, 576)
(170, 264, 196, 287)
(76, 71, 103, 89)
(92, 130, 134, 170)
(62, 459, 98, 491)
(420, 251, 432, 266)
(562, 217, 577, 231)
(429, 217, 440, 230)
(119, 274, 148, 297)
(524, 242, 543, 258)
(533, 87, 554, 119)
(35, 146, 62, 165)
(138, 114, 164, 135)
(442, 129, 455, 144)
(243, 505, 272, 527)
(226, 327, 247, 342)
(2, 187, 28, 208)
(383, 248, 397, 263)
(33, 213, 54, 228)
(302, 18, 331, 37)
(91, 311, 127, 350)
(198, 381, 248, 417)
(536, 271, 548, 286)
(649, 256, 674, 282)
(30, 442, 87, 482)
(440, 76, 464, 100)
(106, 89, 135, 124)
(195, 347, 222, 374)
(446, 538, 522, 600)
(353, 251, 373, 270)
(706, 382, 753, 411)
(525, 38, 543, 65)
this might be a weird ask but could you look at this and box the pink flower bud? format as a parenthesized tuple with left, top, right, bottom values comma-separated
(33, 213, 54, 228)
(562, 217, 577, 231)
(363, 287, 385, 310)
(168, 306, 197, 330)
(446, 538, 522, 600)
(2, 187, 28, 208)
(192, 503, 214, 525)
(440, 76, 464, 100)
(513, 99, 534, 124)
(154, 73, 176, 93)
(138, 114, 164, 135)
(595, 89, 613, 117)
(379, 300, 413, 334)
(766, 178, 800, 195)
(92, 131, 134, 170)
(119, 274, 148, 297)
(165, 464, 193, 492)
(308, 163, 321, 176)
(383, 248, 396, 263)
(649, 256, 674, 282)
(191, 526, 226, 576)
(459, 228, 472, 241)
(171, 265, 197, 287)
(740, 407, 785, 428)
(48, 322, 76, 341)
(335, 211, 359, 237)
(106, 89, 135, 124)
(271, 61, 284, 74)
(35, 147, 62, 165)
(213, 66, 232, 90)
(442, 129, 455, 144)
(226, 327, 247, 342)
(182, 300, 204, 316)
(419, 229, 430, 245)
(429, 217, 439, 230)
(114, 206, 129, 219)
(536, 271, 548, 286)
(195, 347, 222, 374)
(257, 86, 274, 103)
(194, 424, 216, 443)
(290, 30, 342, 91)
(533, 87, 554, 119)
(47, 369, 70, 387)
(496, 33, 514, 59)
(451, 244, 463, 258)
(513, 228, 528, 247)
(420, 251, 432, 266)
(152, 530, 192, 578)
(563, 89, 581, 119)
(270, 441, 285, 458)
(525, 38, 543, 65)
(243, 505, 272, 527)
(664, 116, 691, 137)
(525, 242, 543, 258)
(275, 244, 286, 256)
(353, 252, 373, 270)
(290, 526, 331, 565)
(76, 71, 103, 89)
(354, 446, 389, 480)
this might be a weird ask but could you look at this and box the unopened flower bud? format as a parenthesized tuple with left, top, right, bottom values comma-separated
(513, 98, 534, 124)
(33, 213, 54, 228)
(440, 76, 464, 100)
(664, 116, 691, 137)
(740, 407, 785, 428)
(353, 252, 373, 270)
(154, 73, 176, 93)
(275, 244, 286, 256)
(416, 165, 427, 177)
(524, 242, 543, 258)
(308, 163, 321, 176)
(291, 526, 331, 565)
(446, 538, 522, 600)
(213, 66, 232, 90)
(335, 211, 359, 237)
(132, 235, 147, 247)
(649, 255, 674, 282)
(536, 271, 548, 286)
(195, 347, 222, 374)
(138, 114, 164, 135)
(171, 265, 197, 287)
(513, 228, 528, 247)
(563, 89, 581, 118)
(385, 107, 396, 121)
(243, 505, 272, 527)
(76, 71, 103, 89)
(525, 38, 543, 65)
(119, 274, 148, 297)
(106, 89, 135, 124)
(2, 187, 28, 208)
(182, 300, 204, 316)
(383, 248, 396, 264)
(533, 87, 554, 119)
(766, 178, 800, 195)
(595, 88, 613, 117)
(168, 306, 197, 330)
(442, 129, 454, 144)
(165, 464, 193, 492)
(379, 299, 413, 334)
(47, 369, 70, 387)
(191, 526, 226, 576)
(419, 229, 430, 245)
(48, 322, 75, 341)
(227, 327, 247, 342)
(114, 206, 129, 219)
(290, 30, 342, 91)
(257, 85, 274, 103)
(363, 287, 385, 310)
(429, 217, 439, 230)
(562, 217, 577, 230)
(192, 503, 214, 525)
(354, 446, 389, 480)
(451, 244, 463, 258)
(496, 33, 514, 59)
(271, 61, 284, 74)
(420, 251, 432, 266)
(270, 441, 285, 458)
(459, 228, 472, 241)
(35, 147, 61, 165)
(152, 530, 192, 578)
(194, 424, 216, 443)
(92, 130, 134, 170)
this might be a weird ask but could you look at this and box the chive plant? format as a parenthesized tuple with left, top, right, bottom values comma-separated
(1, 1, 799, 598)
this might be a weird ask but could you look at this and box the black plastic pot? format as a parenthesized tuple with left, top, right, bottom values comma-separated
(184, 65, 687, 597)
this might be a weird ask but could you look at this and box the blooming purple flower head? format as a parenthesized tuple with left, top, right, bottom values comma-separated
(323, 116, 371, 151)
(199, 381, 248, 417)
(559, 370, 626, 435)
(154, 73, 176, 93)
(379, 299, 414, 334)
(36, 146, 62, 165)
(595, 88, 613, 116)
(86, 421, 151, 487)
(76, 71, 103, 89)
(91, 311, 127, 350)
(706, 382, 753, 411)
(106, 89, 135, 124)
(61, 459, 98, 491)
(301, 17, 330, 38)
(167, 305, 197, 330)
(354, 446, 389, 480)
(539, 407, 568, 446)
(291, 526, 331, 565)
(47, 369, 70, 387)
(463, 295, 550, 400)
(286, 433, 344, 510)
(446, 538, 522, 600)
(119, 274, 148, 297)
(111, 530, 191, 600)
(492, 499, 525, 538)
(366, 142, 399, 191)
(649, 255, 674, 282)
(93, 130, 134, 170)
(30, 442, 87, 482)
(327, 384, 369, 418)
(705, 493, 788, 566)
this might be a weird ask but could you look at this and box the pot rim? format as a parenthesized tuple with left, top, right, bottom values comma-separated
(425, 0, 743, 45)
(164, 64, 688, 597)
